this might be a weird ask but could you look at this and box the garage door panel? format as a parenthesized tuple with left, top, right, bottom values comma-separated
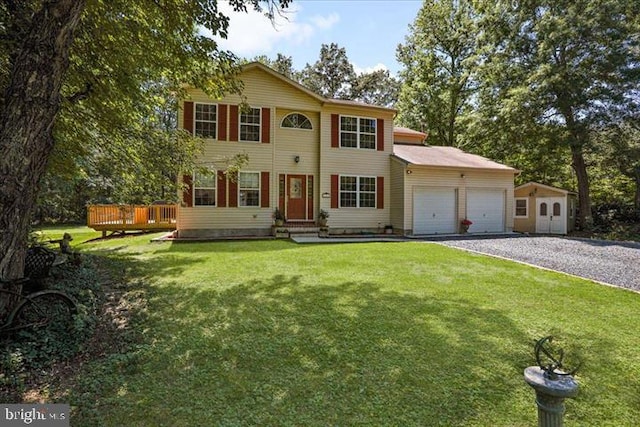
(466, 189, 505, 233)
(413, 188, 457, 234)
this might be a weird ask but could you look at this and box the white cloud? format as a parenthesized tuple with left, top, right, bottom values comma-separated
(310, 13, 340, 30)
(352, 62, 389, 75)
(209, 2, 339, 57)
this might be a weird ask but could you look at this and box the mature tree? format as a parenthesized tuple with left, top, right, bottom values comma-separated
(253, 53, 298, 79)
(396, 0, 480, 147)
(350, 69, 399, 108)
(474, 0, 640, 227)
(596, 119, 640, 211)
(0, 0, 290, 285)
(300, 43, 355, 99)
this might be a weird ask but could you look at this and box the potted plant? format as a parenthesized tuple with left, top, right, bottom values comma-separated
(318, 209, 329, 227)
(460, 218, 473, 233)
(273, 208, 285, 226)
(384, 224, 394, 235)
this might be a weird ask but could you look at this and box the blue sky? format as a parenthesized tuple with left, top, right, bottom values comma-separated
(215, 0, 423, 75)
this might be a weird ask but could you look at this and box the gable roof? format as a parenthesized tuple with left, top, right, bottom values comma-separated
(515, 182, 577, 195)
(392, 144, 517, 172)
(242, 62, 396, 113)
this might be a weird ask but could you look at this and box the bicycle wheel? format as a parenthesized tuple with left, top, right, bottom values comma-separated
(7, 290, 77, 332)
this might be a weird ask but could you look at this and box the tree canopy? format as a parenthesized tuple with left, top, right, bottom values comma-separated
(0, 0, 290, 281)
(396, 0, 640, 226)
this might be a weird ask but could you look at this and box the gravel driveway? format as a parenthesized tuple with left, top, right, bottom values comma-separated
(436, 236, 640, 291)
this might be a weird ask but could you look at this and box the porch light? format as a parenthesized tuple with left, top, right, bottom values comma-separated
(294, 155, 300, 163)
(406, 169, 413, 174)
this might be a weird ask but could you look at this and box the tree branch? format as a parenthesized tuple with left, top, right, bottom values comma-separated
(66, 82, 92, 103)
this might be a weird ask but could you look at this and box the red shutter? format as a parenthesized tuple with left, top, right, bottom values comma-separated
(183, 174, 193, 207)
(279, 174, 285, 212)
(307, 175, 314, 220)
(331, 174, 339, 209)
(218, 104, 227, 141)
(229, 105, 239, 141)
(377, 176, 384, 209)
(183, 102, 194, 134)
(228, 179, 238, 207)
(261, 172, 270, 207)
(331, 114, 339, 148)
(261, 108, 270, 144)
(377, 118, 384, 151)
(217, 170, 227, 207)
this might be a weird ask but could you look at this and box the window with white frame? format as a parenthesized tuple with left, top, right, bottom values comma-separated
(281, 113, 312, 129)
(340, 116, 376, 149)
(340, 175, 376, 208)
(239, 172, 260, 206)
(514, 198, 528, 217)
(194, 169, 216, 206)
(194, 103, 216, 138)
(240, 107, 261, 142)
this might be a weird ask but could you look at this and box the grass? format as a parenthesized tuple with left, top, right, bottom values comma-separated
(27, 227, 640, 425)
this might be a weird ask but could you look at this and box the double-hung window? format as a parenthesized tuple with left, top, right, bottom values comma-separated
(514, 198, 528, 218)
(240, 108, 261, 142)
(239, 172, 260, 207)
(340, 176, 376, 208)
(194, 103, 216, 139)
(340, 116, 376, 149)
(194, 169, 216, 206)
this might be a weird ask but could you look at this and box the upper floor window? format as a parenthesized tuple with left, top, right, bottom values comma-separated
(340, 175, 376, 208)
(281, 113, 312, 130)
(240, 108, 261, 142)
(340, 116, 376, 149)
(195, 103, 216, 139)
(194, 168, 216, 206)
(514, 198, 528, 218)
(239, 172, 260, 206)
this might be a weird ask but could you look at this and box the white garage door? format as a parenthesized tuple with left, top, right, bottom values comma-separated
(466, 189, 505, 233)
(413, 187, 457, 234)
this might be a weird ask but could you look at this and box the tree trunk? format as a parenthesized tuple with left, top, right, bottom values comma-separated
(0, 0, 86, 295)
(571, 145, 593, 229)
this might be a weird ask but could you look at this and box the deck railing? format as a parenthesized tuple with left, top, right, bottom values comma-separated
(87, 204, 178, 232)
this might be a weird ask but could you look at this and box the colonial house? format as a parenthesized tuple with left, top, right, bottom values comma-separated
(176, 62, 518, 238)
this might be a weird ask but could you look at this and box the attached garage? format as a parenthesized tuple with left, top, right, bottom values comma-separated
(391, 139, 518, 236)
(413, 187, 457, 234)
(466, 189, 505, 233)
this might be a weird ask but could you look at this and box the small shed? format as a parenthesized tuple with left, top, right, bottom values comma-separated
(514, 182, 577, 234)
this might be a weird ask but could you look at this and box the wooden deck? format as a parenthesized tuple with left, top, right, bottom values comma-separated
(87, 204, 177, 235)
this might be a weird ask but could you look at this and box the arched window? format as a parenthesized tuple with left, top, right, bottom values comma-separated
(281, 113, 312, 130)
(553, 202, 561, 216)
(539, 202, 547, 216)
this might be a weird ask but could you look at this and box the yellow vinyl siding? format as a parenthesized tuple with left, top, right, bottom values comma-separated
(274, 108, 320, 177)
(319, 106, 394, 229)
(390, 158, 406, 230)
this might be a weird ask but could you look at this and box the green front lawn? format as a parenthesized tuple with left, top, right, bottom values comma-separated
(58, 232, 640, 425)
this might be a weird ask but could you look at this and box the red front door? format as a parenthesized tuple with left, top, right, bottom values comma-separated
(287, 175, 307, 220)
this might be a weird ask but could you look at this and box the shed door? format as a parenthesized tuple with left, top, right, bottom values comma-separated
(413, 188, 457, 234)
(466, 189, 505, 233)
(536, 197, 565, 234)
